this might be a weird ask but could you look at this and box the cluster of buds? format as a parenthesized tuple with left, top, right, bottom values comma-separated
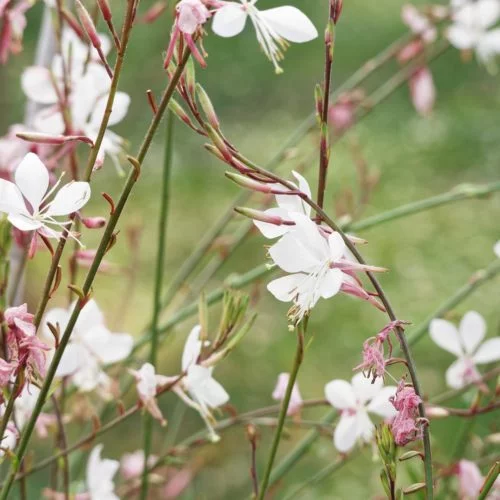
(355, 320, 410, 380)
(375, 424, 400, 499)
(389, 380, 423, 446)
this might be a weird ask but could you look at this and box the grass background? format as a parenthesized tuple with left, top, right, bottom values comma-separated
(1, 0, 500, 497)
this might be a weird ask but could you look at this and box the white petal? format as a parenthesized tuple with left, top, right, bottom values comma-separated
(476, 0, 500, 29)
(90, 92, 130, 129)
(7, 213, 42, 231)
(182, 325, 202, 371)
(85, 326, 133, 364)
(351, 372, 384, 405)
(267, 273, 305, 302)
(15, 153, 49, 212)
(212, 3, 248, 37)
(21, 67, 58, 104)
(268, 232, 320, 273)
(0, 179, 28, 215)
(289, 213, 330, 262)
(328, 232, 346, 262)
(445, 358, 468, 389)
(324, 379, 356, 410)
(319, 268, 343, 299)
(459, 311, 486, 355)
(32, 107, 65, 135)
(56, 343, 86, 377)
(447, 24, 479, 49)
(472, 338, 500, 364)
(187, 365, 229, 408)
(75, 299, 105, 334)
(494, 241, 500, 258)
(86, 444, 119, 497)
(333, 414, 358, 452)
(45, 182, 91, 216)
(355, 410, 375, 442)
(477, 28, 500, 63)
(366, 386, 398, 418)
(259, 6, 318, 43)
(429, 318, 463, 356)
(253, 207, 291, 238)
(42, 307, 70, 343)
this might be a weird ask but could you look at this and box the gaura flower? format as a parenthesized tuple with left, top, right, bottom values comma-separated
(447, 0, 500, 65)
(253, 170, 311, 239)
(0, 153, 90, 240)
(409, 66, 436, 116)
(267, 213, 384, 324)
(212, 0, 318, 73)
(0, 422, 18, 458)
(120, 450, 158, 480)
(0, 124, 30, 179)
(272, 372, 303, 415)
(429, 311, 500, 389)
(129, 363, 169, 425)
(14, 386, 57, 439)
(456, 459, 500, 499)
(85, 445, 119, 500)
(170, 325, 229, 441)
(324, 373, 397, 452)
(42, 300, 133, 395)
(401, 4, 437, 43)
(389, 381, 422, 446)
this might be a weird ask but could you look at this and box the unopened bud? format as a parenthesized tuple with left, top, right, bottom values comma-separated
(486, 433, 500, 444)
(234, 207, 293, 227)
(225, 172, 291, 195)
(76, 0, 101, 49)
(425, 406, 450, 418)
(196, 84, 219, 129)
(204, 144, 227, 162)
(140, 1, 167, 23)
(206, 125, 232, 162)
(333, 0, 343, 24)
(246, 423, 258, 441)
(81, 217, 106, 229)
(61, 8, 86, 40)
(169, 100, 196, 129)
(325, 20, 335, 61)
(399, 450, 423, 462)
(315, 84, 324, 122)
(185, 58, 196, 98)
(97, 0, 112, 21)
(403, 483, 426, 495)
(16, 132, 93, 146)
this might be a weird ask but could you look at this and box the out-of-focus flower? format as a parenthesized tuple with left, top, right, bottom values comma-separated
(447, 0, 500, 65)
(252, 170, 311, 238)
(0, 359, 14, 388)
(85, 445, 119, 500)
(0, 125, 30, 179)
(429, 311, 500, 389)
(389, 381, 422, 446)
(14, 386, 56, 438)
(0, 0, 30, 64)
(212, 0, 318, 73)
(0, 153, 91, 240)
(42, 300, 133, 396)
(409, 66, 436, 116)
(169, 325, 229, 441)
(120, 450, 158, 480)
(164, 468, 194, 499)
(494, 240, 500, 257)
(401, 4, 437, 43)
(164, 0, 211, 68)
(324, 373, 397, 452)
(456, 459, 500, 499)
(129, 363, 169, 425)
(272, 372, 303, 415)
(267, 213, 384, 324)
(0, 422, 18, 458)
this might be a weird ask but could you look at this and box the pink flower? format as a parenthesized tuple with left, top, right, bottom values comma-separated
(355, 341, 386, 379)
(272, 372, 303, 415)
(401, 4, 437, 43)
(163, 0, 211, 69)
(0, 358, 15, 388)
(409, 67, 436, 116)
(389, 381, 422, 446)
(120, 450, 158, 480)
(164, 468, 194, 499)
(456, 459, 500, 499)
(0, 0, 30, 64)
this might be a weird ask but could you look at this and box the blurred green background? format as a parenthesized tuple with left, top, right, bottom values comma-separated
(1, 0, 500, 498)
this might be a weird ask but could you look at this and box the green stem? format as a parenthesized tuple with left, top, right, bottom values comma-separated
(478, 462, 499, 500)
(257, 325, 305, 500)
(140, 112, 175, 499)
(0, 51, 192, 500)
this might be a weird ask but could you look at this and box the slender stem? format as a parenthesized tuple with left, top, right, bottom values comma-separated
(52, 395, 70, 500)
(0, 51, 192, 500)
(316, 0, 337, 209)
(140, 112, 175, 499)
(478, 462, 500, 500)
(257, 325, 305, 500)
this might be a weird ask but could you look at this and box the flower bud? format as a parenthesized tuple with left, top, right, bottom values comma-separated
(225, 172, 291, 195)
(206, 125, 232, 162)
(425, 406, 450, 418)
(75, 0, 102, 50)
(16, 132, 93, 146)
(185, 58, 196, 98)
(140, 1, 167, 23)
(169, 99, 197, 129)
(234, 207, 293, 227)
(315, 84, 324, 123)
(97, 0, 112, 21)
(333, 0, 343, 24)
(403, 483, 426, 495)
(196, 84, 219, 129)
(81, 217, 106, 229)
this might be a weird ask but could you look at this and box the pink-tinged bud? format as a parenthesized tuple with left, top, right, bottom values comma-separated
(140, 1, 167, 24)
(16, 132, 94, 146)
(333, 258, 388, 273)
(74, 250, 112, 272)
(196, 84, 219, 129)
(61, 9, 86, 40)
(329, 101, 355, 133)
(164, 469, 194, 499)
(425, 406, 450, 419)
(272, 373, 303, 415)
(234, 207, 294, 226)
(206, 125, 232, 162)
(225, 172, 292, 195)
(397, 40, 425, 64)
(333, 0, 343, 24)
(75, 0, 101, 49)
(409, 67, 436, 117)
(314, 84, 324, 122)
(169, 99, 197, 129)
(81, 217, 106, 229)
(97, 0, 112, 21)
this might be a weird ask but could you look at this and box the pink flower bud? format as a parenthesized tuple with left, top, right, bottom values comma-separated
(16, 132, 94, 146)
(75, 0, 101, 49)
(234, 207, 294, 227)
(81, 217, 106, 229)
(141, 1, 167, 23)
(225, 172, 294, 195)
(97, 0, 112, 21)
(272, 373, 303, 415)
(409, 67, 436, 117)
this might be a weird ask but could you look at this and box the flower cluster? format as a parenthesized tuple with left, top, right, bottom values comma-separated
(389, 381, 423, 446)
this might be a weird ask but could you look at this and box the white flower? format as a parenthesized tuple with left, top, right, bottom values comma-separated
(172, 325, 230, 441)
(447, 0, 500, 65)
(86, 445, 119, 500)
(494, 240, 500, 257)
(253, 170, 311, 239)
(0, 153, 90, 238)
(324, 373, 397, 452)
(429, 311, 500, 389)
(272, 372, 303, 415)
(267, 213, 347, 324)
(42, 300, 133, 395)
(129, 363, 169, 425)
(212, 0, 318, 73)
(0, 422, 18, 458)
(0, 124, 30, 177)
(401, 4, 437, 43)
